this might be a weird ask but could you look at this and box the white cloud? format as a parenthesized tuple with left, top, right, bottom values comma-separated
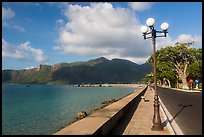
(25, 66, 35, 70)
(128, 2, 154, 11)
(56, 19, 65, 26)
(2, 6, 15, 20)
(2, 38, 48, 62)
(2, 6, 26, 32)
(173, 34, 202, 47)
(2, 6, 14, 27)
(53, 2, 201, 64)
(156, 34, 202, 50)
(54, 2, 153, 64)
(12, 25, 26, 32)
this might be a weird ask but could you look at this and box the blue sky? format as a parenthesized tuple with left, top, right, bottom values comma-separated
(2, 2, 202, 70)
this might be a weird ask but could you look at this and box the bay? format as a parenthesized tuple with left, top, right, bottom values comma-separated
(2, 84, 136, 135)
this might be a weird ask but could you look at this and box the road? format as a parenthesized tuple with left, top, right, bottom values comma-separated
(157, 86, 202, 135)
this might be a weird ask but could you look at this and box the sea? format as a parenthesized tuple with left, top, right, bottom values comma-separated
(2, 84, 136, 135)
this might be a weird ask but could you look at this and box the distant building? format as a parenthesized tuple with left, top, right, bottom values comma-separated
(37, 65, 40, 71)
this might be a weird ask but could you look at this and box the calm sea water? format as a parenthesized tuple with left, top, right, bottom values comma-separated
(2, 84, 136, 135)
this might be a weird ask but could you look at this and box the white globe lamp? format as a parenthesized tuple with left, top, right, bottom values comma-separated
(146, 18, 155, 27)
(161, 22, 169, 30)
(140, 25, 148, 34)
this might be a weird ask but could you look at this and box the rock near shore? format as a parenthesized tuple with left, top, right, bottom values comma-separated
(101, 99, 118, 108)
(76, 111, 88, 120)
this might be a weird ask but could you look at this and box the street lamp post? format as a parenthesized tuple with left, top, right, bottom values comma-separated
(141, 18, 169, 131)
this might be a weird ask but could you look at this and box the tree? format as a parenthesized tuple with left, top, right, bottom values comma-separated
(147, 41, 202, 89)
(144, 73, 154, 85)
(156, 62, 177, 87)
(187, 48, 202, 82)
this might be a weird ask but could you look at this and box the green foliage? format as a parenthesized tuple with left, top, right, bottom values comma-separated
(198, 83, 202, 89)
(146, 41, 202, 87)
(187, 61, 202, 81)
(144, 73, 154, 84)
(188, 48, 202, 80)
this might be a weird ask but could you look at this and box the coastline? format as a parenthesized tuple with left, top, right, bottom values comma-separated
(3, 84, 142, 135)
(109, 84, 143, 88)
(53, 85, 143, 134)
(75, 83, 144, 88)
(3, 83, 144, 87)
(53, 85, 147, 135)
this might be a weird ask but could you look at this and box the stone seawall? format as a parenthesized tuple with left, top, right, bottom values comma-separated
(53, 85, 148, 135)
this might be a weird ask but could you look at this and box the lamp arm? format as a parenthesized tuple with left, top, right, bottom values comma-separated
(156, 35, 167, 38)
(145, 36, 153, 39)
(155, 30, 168, 37)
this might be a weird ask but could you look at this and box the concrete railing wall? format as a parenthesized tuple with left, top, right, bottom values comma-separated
(93, 85, 147, 135)
(54, 85, 148, 135)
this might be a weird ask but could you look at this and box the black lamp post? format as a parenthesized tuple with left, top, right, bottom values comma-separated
(140, 18, 169, 131)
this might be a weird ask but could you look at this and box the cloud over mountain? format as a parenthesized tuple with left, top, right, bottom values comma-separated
(54, 2, 153, 64)
(2, 38, 48, 62)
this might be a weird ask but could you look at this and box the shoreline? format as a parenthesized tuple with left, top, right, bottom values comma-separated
(3, 83, 144, 88)
(53, 86, 142, 134)
(75, 83, 144, 88)
(3, 84, 142, 135)
(109, 84, 144, 88)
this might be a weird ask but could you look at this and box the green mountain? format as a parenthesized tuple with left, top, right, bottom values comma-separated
(2, 57, 152, 84)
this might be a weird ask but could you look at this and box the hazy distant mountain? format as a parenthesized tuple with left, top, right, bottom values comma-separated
(2, 57, 152, 84)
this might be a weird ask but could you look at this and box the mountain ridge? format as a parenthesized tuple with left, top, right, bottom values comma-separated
(2, 57, 152, 84)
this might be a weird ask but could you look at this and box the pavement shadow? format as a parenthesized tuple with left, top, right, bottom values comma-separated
(161, 104, 192, 128)
(109, 88, 147, 135)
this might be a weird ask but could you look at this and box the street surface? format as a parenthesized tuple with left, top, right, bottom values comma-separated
(157, 86, 202, 135)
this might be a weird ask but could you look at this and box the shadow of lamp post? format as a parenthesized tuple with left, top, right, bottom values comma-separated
(140, 18, 169, 131)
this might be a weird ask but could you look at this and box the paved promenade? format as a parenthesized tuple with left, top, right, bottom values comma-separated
(110, 86, 174, 135)
(54, 85, 177, 135)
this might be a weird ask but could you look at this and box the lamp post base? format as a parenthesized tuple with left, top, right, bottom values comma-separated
(151, 101, 163, 131)
(151, 124, 163, 131)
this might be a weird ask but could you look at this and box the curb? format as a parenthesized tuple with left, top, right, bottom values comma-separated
(150, 87, 184, 135)
(160, 86, 202, 93)
(159, 98, 176, 135)
(159, 96, 184, 135)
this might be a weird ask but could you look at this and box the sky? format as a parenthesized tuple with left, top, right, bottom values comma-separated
(2, 2, 202, 70)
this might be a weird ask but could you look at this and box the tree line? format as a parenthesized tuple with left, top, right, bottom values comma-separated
(144, 41, 202, 89)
